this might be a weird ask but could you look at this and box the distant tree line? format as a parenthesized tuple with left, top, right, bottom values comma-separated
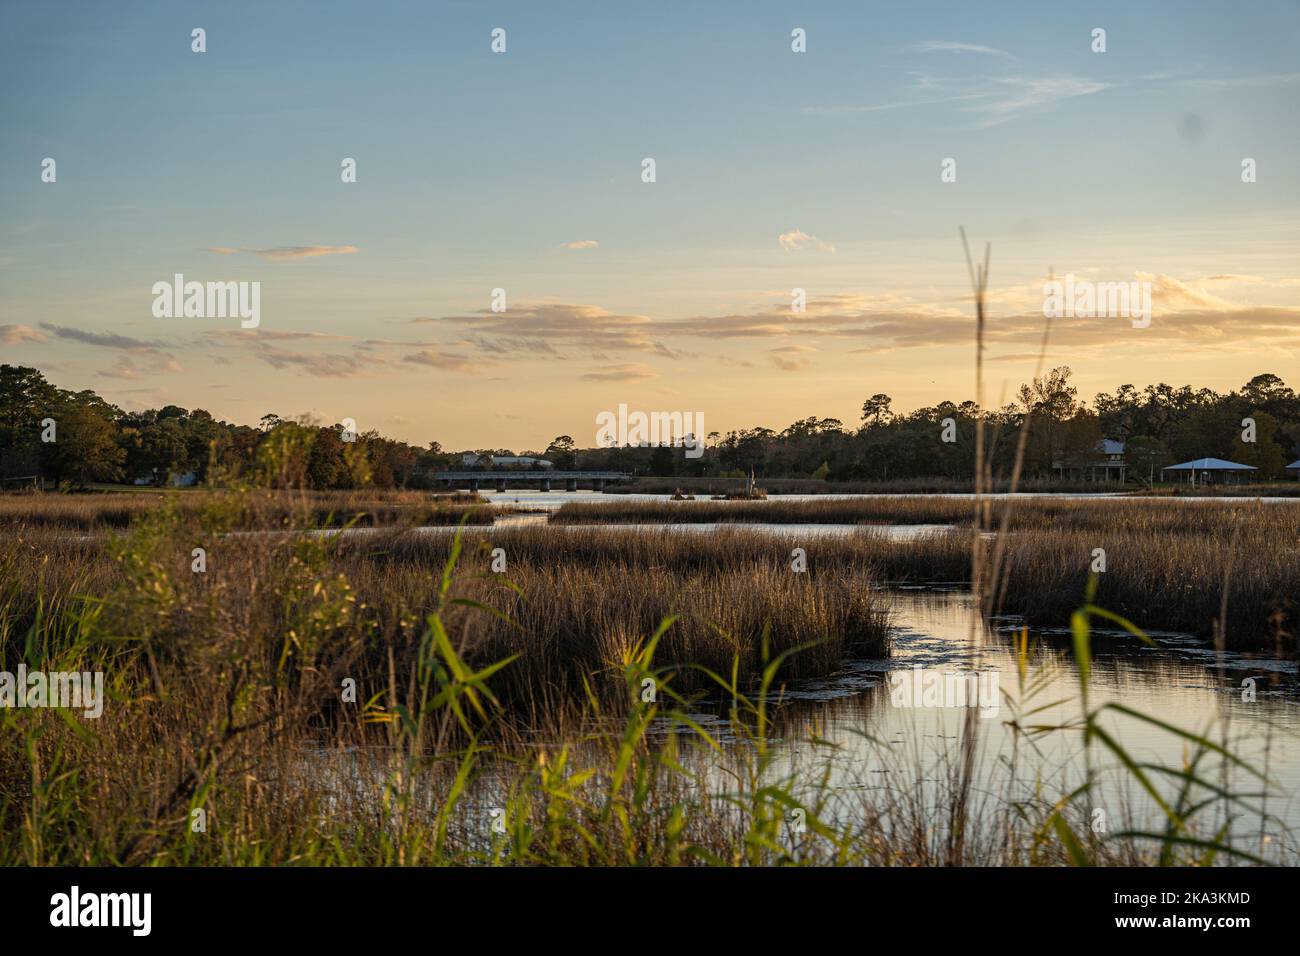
(573, 368, 1300, 483)
(2, 364, 1297, 490)
(0, 365, 456, 490)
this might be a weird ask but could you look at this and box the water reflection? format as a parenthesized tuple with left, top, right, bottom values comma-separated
(482, 490, 1300, 509)
(493, 513, 953, 540)
(761, 588, 1300, 852)
(304, 587, 1299, 861)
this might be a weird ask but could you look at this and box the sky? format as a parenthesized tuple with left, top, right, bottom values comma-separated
(2, 0, 1298, 451)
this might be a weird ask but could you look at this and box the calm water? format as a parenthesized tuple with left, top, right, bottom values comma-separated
(483, 490, 1126, 508)
(307, 518, 953, 541)
(317, 584, 1299, 859)
(482, 489, 1300, 509)
(750, 588, 1300, 854)
(492, 512, 953, 540)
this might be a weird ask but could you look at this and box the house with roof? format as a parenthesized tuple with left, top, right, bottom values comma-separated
(1160, 457, 1258, 485)
(1053, 439, 1127, 483)
(1287, 459, 1300, 479)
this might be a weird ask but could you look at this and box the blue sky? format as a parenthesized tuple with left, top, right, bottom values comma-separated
(2, 1, 1298, 449)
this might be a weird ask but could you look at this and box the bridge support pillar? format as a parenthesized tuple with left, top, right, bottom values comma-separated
(495, 478, 507, 492)
(468, 479, 479, 492)
(593, 478, 605, 493)
(565, 478, 578, 492)
(539, 478, 551, 492)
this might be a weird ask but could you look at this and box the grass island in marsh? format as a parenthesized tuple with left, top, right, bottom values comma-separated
(551, 496, 1298, 654)
(0, 488, 512, 532)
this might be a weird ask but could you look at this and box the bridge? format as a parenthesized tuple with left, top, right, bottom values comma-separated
(434, 470, 631, 492)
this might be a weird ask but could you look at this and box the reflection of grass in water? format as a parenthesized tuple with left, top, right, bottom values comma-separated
(986, 589, 1276, 865)
(0, 490, 1292, 865)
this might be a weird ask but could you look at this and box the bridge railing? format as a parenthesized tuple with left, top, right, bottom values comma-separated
(432, 470, 631, 492)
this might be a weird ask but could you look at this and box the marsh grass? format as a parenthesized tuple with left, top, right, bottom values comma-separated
(552, 498, 1299, 653)
(0, 489, 497, 531)
(341, 526, 890, 713)
(1, 499, 1287, 866)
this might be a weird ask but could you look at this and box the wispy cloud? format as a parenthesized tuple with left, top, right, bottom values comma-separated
(803, 94, 984, 116)
(98, 354, 182, 379)
(911, 40, 1012, 58)
(98, 356, 143, 380)
(206, 245, 359, 260)
(204, 329, 350, 342)
(778, 229, 836, 253)
(252, 346, 387, 378)
(200, 329, 474, 378)
(769, 345, 815, 372)
(967, 75, 1110, 127)
(0, 324, 46, 345)
(39, 323, 161, 350)
(650, 277, 1299, 354)
(202, 331, 389, 378)
(1137, 272, 1235, 311)
(804, 71, 1110, 127)
(559, 239, 599, 250)
(403, 349, 490, 373)
(580, 362, 656, 382)
(461, 334, 561, 357)
(426, 303, 660, 354)
(1184, 72, 1300, 89)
